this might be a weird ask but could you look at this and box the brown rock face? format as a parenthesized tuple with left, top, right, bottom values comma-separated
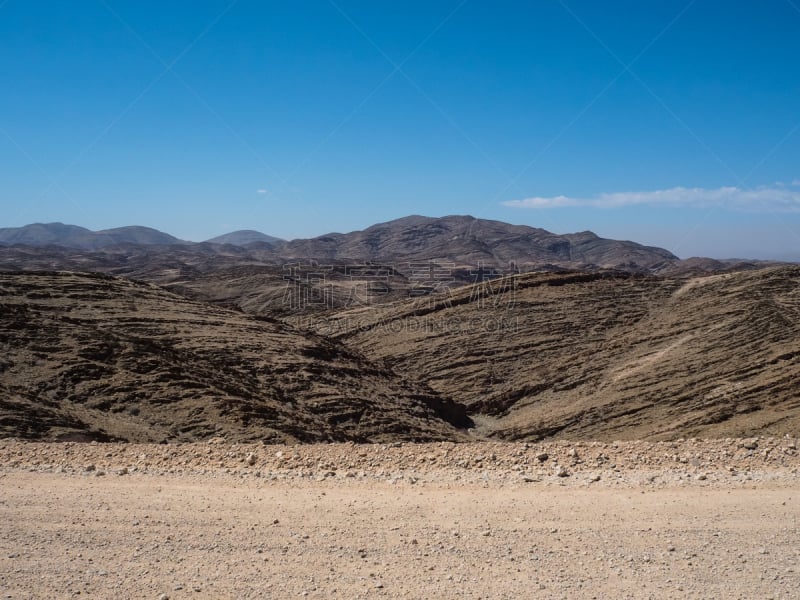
(311, 267, 800, 441)
(0, 271, 470, 443)
(1, 261, 798, 444)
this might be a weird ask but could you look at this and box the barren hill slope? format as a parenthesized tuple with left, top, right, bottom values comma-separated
(0, 215, 682, 276)
(277, 214, 677, 270)
(312, 267, 800, 440)
(0, 271, 469, 443)
(204, 230, 283, 246)
(0, 223, 185, 249)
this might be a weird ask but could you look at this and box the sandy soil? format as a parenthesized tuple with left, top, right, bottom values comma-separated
(1, 438, 799, 599)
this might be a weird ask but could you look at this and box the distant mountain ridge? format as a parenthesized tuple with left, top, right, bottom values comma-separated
(204, 230, 284, 246)
(3, 215, 779, 275)
(276, 215, 678, 269)
(0, 223, 186, 250)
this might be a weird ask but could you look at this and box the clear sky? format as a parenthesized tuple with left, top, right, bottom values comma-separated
(2, 1, 799, 259)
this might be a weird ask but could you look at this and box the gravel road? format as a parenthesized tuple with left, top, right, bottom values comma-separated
(1, 438, 799, 599)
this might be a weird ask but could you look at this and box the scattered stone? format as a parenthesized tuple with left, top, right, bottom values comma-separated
(85, 464, 96, 472)
(536, 453, 549, 462)
(246, 453, 257, 466)
(556, 466, 570, 478)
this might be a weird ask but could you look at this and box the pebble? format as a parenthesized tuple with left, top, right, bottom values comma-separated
(0, 438, 797, 490)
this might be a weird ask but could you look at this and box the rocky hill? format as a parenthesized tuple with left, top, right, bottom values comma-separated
(1, 266, 799, 443)
(306, 266, 800, 441)
(275, 215, 678, 270)
(1, 217, 797, 445)
(0, 271, 469, 443)
(0, 223, 186, 250)
(204, 230, 284, 246)
(0, 215, 679, 272)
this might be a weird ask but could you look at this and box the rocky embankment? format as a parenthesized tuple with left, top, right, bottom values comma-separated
(2, 437, 798, 487)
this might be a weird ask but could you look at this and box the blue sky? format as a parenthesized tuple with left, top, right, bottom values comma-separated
(1, 1, 799, 259)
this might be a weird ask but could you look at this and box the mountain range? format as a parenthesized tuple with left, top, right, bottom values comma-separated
(2, 214, 797, 444)
(1, 215, 772, 278)
(0, 223, 185, 250)
(0, 216, 678, 270)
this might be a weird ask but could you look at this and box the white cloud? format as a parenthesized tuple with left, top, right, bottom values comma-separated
(792, 179, 800, 187)
(503, 185, 800, 212)
(256, 188, 269, 195)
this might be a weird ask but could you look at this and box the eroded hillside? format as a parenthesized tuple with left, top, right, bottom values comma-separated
(308, 267, 800, 440)
(0, 271, 469, 443)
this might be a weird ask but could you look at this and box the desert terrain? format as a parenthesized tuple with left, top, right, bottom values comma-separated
(317, 266, 800, 441)
(2, 217, 799, 598)
(2, 437, 799, 599)
(0, 271, 467, 443)
(3, 266, 797, 444)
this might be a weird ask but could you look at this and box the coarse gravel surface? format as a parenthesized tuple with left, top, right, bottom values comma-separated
(1, 437, 799, 599)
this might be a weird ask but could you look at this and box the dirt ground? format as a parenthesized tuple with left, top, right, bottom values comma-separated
(1, 438, 799, 599)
